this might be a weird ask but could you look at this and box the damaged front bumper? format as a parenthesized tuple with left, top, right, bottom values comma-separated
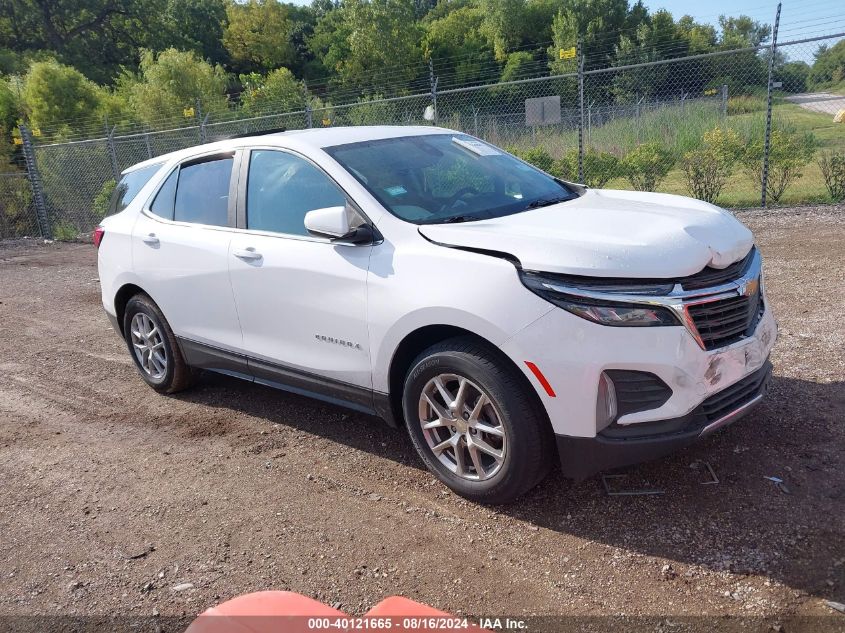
(555, 359, 773, 480)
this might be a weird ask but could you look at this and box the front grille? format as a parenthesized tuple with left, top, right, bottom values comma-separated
(687, 286, 762, 350)
(605, 370, 672, 417)
(700, 361, 771, 423)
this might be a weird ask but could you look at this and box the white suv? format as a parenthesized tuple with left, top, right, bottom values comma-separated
(96, 126, 776, 503)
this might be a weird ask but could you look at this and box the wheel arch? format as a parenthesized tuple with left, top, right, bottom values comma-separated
(385, 325, 551, 433)
(113, 283, 152, 336)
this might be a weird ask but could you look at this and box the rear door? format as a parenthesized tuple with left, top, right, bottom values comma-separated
(132, 151, 244, 354)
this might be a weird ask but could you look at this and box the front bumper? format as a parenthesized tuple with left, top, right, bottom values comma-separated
(501, 294, 777, 438)
(555, 359, 772, 479)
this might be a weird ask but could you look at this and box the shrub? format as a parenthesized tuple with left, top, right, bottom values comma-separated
(726, 95, 766, 115)
(818, 151, 845, 202)
(0, 174, 35, 239)
(93, 179, 116, 220)
(744, 129, 816, 204)
(507, 146, 556, 174)
(554, 149, 620, 188)
(681, 127, 743, 203)
(621, 143, 675, 191)
(52, 220, 80, 241)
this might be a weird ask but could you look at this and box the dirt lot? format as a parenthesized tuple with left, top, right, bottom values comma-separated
(0, 206, 843, 628)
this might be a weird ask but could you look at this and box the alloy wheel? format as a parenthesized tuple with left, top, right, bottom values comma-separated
(417, 373, 507, 481)
(130, 313, 167, 380)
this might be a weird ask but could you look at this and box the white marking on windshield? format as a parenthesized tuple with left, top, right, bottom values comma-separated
(451, 137, 501, 156)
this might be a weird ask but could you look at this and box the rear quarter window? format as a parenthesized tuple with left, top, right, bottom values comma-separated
(108, 163, 163, 216)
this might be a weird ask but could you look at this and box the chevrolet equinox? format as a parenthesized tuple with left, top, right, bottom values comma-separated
(96, 126, 776, 503)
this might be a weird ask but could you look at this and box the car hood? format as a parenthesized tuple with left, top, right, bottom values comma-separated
(417, 189, 754, 277)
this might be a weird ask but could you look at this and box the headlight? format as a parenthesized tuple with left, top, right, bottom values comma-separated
(520, 271, 681, 327)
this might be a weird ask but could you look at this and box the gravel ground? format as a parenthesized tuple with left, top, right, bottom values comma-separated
(0, 205, 843, 629)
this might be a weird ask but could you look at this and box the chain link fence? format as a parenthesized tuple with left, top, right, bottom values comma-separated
(4, 30, 843, 241)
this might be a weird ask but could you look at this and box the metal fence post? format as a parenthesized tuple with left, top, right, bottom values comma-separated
(762, 2, 782, 208)
(721, 84, 729, 119)
(304, 82, 313, 128)
(106, 126, 120, 182)
(196, 98, 207, 144)
(144, 131, 153, 159)
(19, 124, 51, 240)
(577, 39, 585, 183)
(430, 59, 439, 126)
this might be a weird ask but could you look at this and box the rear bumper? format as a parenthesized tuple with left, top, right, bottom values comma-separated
(556, 359, 772, 480)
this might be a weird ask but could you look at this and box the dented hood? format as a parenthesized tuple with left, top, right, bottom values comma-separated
(418, 189, 754, 277)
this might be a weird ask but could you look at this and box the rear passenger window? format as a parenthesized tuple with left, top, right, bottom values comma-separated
(149, 169, 178, 220)
(173, 156, 234, 226)
(109, 163, 162, 216)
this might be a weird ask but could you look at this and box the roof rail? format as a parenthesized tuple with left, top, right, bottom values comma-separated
(227, 127, 287, 140)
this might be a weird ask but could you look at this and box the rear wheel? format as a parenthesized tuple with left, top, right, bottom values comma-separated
(403, 337, 553, 504)
(123, 294, 197, 393)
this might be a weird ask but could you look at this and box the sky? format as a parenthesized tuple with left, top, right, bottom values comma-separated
(645, 0, 844, 62)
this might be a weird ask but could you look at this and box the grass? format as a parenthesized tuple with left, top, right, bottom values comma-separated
(497, 97, 845, 208)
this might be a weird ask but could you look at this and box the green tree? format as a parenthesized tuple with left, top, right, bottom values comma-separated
(0, 0, 167, 84)
(223, 0, 295, 74)
(0, 75, 22, 132)
(310, 0, 422, 93)
(240, 67, 307, 114)
(809, 40, 845, 87)
(719, 15, 770, 48)
(423, 5, 495, 88)
(163, 0, 229, 66)
(21, 60, 102, 132)
(479, 0, 526, 61)
(547, 0, 631, 73)
(125, 49, 228, 128)
(499, 51, 535, 82)
(776, 60, 809, 93)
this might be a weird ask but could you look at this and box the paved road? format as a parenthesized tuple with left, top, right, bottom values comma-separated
(785, 92, 845, 116)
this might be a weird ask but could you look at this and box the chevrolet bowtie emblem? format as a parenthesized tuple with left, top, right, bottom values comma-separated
(741, 277, 760, 297)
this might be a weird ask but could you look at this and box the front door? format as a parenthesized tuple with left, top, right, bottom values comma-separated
(227, 148, 373, 402)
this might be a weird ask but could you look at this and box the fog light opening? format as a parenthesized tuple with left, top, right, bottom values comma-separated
(596, 372, 618, 430)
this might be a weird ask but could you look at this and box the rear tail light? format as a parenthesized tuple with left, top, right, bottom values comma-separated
(596, 372, 618, 430)
(93, 226, 105, 248)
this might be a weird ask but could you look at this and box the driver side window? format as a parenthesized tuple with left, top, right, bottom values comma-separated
(246, 150, 346, 236)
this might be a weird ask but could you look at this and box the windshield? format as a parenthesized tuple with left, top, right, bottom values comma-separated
(324, 134, 576, 224)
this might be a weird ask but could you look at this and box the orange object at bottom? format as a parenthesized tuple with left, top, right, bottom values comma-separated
(185, 590, 488, 633)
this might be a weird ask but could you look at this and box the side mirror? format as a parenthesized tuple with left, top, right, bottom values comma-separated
(304, 205, 375, 245)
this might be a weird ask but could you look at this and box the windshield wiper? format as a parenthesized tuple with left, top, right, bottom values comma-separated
(523, 196, 572, 210)
(438, 214, 479, 224)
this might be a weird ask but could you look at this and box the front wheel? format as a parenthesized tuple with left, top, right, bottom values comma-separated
(403, 337, 553, 504)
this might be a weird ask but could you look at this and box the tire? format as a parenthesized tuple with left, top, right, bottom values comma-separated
(122, 294, 197, 394)
(403, 336, 554, 504)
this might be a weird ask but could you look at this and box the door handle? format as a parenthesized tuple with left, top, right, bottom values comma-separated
(233, 247, 262, 261)
(142, 233, 159, 246)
